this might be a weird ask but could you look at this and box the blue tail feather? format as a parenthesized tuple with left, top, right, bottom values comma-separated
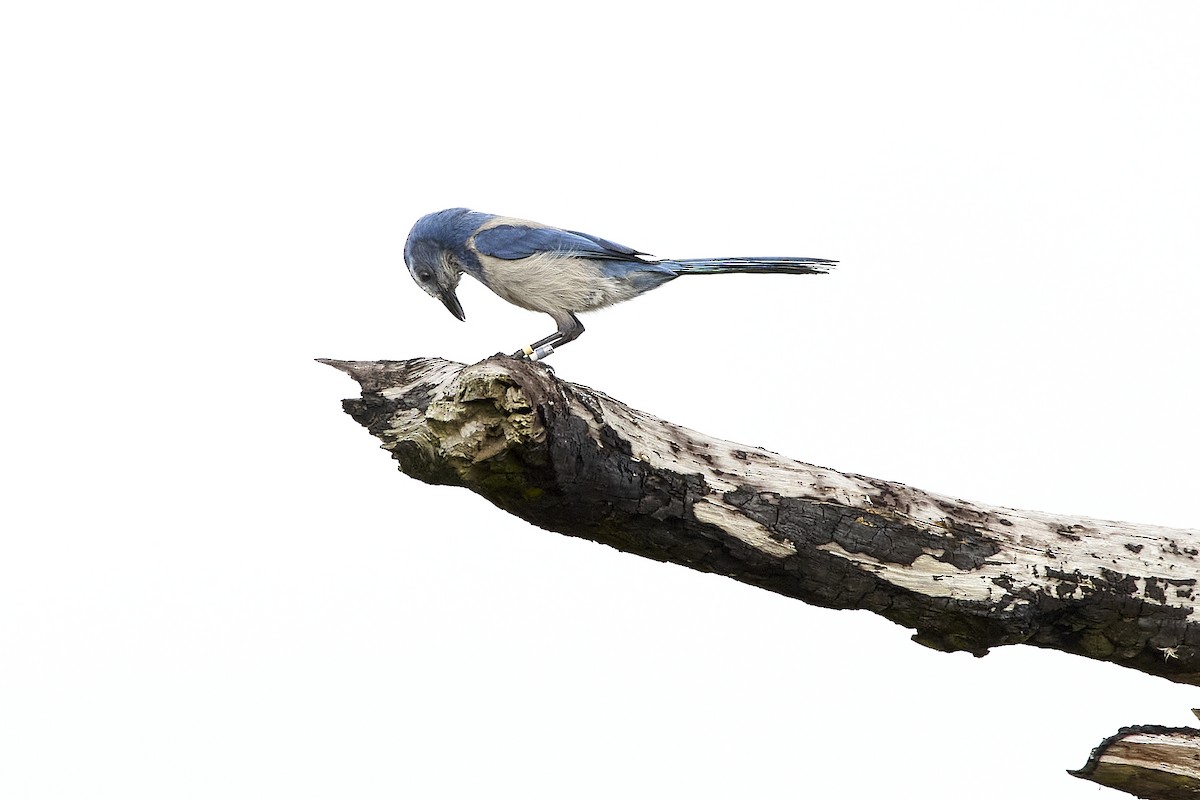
(669, 257, 835, 275)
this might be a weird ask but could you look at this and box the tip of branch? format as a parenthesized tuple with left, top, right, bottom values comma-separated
(315, 358, 378, 387)
(317, 356, 556, 387)
(316, 356, 475, 394)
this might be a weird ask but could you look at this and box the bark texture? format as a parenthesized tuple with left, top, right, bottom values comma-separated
(1071, 726, 1200, 799)
(321, 355, 1200, 686)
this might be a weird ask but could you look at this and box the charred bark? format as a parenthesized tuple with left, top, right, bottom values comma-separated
(321, 355, 1200, 687)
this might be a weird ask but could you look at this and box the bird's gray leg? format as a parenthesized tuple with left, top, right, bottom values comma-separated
(523, 330, 563, 351)
(556, 313, 584, 347)
(511, 333, 556, 359)
(513, 314, 585, 360)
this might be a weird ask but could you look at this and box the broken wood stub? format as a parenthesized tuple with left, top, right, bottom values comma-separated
(1071, 726, 1200, 799)
(321, 356, 1200, 686)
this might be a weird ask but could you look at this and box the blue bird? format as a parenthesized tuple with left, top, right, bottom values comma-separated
(403, 208, 836, 360)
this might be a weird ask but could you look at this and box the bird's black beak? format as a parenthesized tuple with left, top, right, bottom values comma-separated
(439, 288, 465, 321)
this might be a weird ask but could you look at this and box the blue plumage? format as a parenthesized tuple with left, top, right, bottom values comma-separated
(473, 224, 643, 261)
(403, 208, 835, 360)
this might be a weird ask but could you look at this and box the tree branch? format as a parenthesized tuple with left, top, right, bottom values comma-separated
(1070, 726, 1200, 799)
(321, 355, 1200, 687)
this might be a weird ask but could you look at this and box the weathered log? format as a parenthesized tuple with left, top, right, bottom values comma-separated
(321, 355, 1200, 687)
(1071, 726, 1200, 799)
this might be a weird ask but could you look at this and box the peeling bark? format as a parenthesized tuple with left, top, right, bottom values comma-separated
(1071, 726, 1200, 799)
(321, 355, 1200, 687)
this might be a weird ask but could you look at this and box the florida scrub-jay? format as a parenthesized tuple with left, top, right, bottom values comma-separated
(403, 208, 835, 360)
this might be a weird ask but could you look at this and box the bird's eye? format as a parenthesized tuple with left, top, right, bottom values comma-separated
(418, 271, 432, 282)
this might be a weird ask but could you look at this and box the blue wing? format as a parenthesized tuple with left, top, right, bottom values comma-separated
(473, 224, 645, 261)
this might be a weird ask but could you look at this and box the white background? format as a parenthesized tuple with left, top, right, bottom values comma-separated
(3, 2, 1199, 798)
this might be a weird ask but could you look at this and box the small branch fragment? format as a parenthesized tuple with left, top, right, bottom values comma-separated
(1071, 726, 1200, 799)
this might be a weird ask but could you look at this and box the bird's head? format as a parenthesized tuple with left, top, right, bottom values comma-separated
(404, 208, 486, 322)
(404, 238, 465, 321)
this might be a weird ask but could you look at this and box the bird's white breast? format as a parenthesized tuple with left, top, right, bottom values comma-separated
(477, 251, 640, 317)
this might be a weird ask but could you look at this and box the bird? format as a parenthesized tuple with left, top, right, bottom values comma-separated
(403, 208, 835, 360)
